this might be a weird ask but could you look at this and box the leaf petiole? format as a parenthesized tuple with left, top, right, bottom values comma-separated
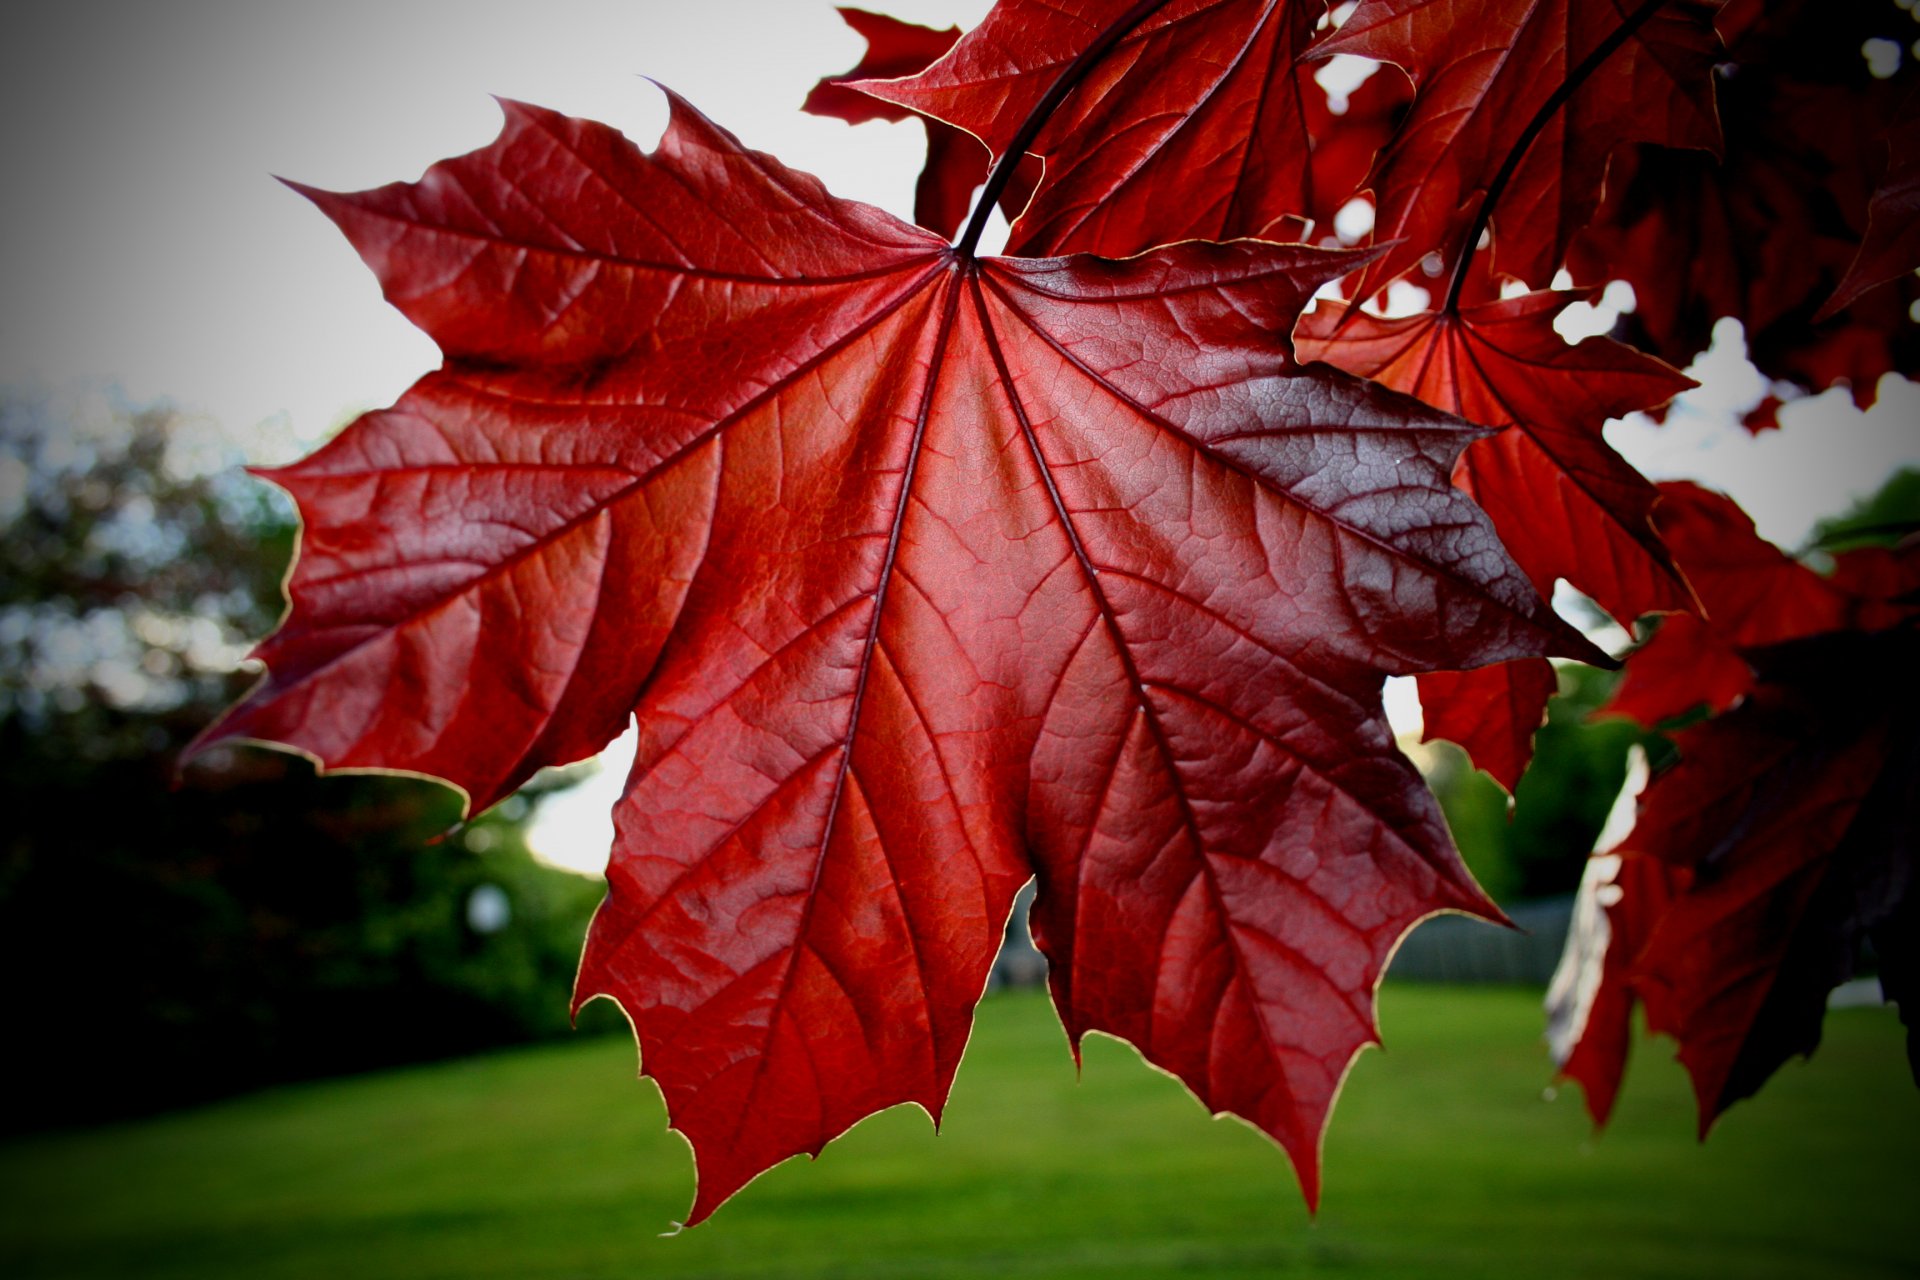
(1441, 0, 1672, 312)
(954, 0, 1175, 258)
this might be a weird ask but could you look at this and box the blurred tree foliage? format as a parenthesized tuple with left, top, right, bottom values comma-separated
(0, 393, 613, 1133)
(1808, 466, 1920, 552)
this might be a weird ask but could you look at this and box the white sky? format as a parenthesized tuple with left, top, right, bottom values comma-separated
(5, 1, 1914, 875)
(1, 0, 990, 454)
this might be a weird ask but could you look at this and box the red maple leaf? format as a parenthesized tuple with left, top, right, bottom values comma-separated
(1550, 810, 1689, 1126)
(1821, 91, 1920, 321)
(1410, 660, 1560, 793)
(193, 89, 1596, 1222)
(1572, 0, 1920, 407)
(1642, 483, 1852, 647)
(1597, 611, 1754, 727)
(802, 8, 1037, 240)
(1298, 291, 1695, 628)
(1317, 0, 1722, 297)
(1301, 60, 1416, 237)
(1556, 484, 1919, 1128)
(1599, 480, 1920, 724)
(1739, 394, 1785, 436)
(1594, 482, 1854, 730)
(1597, 632, 1915, 1130)
(1296, 289, 1693, 785)
(857, 0, 1386, 257)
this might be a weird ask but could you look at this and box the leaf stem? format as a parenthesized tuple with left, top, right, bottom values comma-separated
(954, 0, 1173, 259)
(1441, 0, 1672, 313)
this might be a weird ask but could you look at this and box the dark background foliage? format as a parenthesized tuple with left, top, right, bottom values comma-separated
(0, 395, 613, 1133)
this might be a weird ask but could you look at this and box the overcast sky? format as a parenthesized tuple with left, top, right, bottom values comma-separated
(6, 1, 1916, 874)
(0, 1, 989, 451)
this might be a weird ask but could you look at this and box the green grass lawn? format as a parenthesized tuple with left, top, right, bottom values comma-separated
(1, 985, 1913, 1279)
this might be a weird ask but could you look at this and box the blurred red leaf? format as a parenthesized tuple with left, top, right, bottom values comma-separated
(1600, 480, 1920, 730)
(1598, 612, 1754, 727)
(1553, 843, 1690, 1126)
(1821, 93, 1920, 321)
(1561, 629, 1917, 1131)
(1649, 483, 1851, 646)
(1621, 635, 1916, 1130)
(1560, 485, 1919, 1128)
(1573, 0, 1919, 406)
(1413, 660, 1558, 793)
(1739, 393, 1784, 435)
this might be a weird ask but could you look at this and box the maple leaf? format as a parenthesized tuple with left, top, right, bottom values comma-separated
(1594, 482, 1855, 729)
(1573, 0, 1920, 407)
(1641, 483, 1852, 647)
(1297, 289, 1692, 783)
(1820, 91, 1920, 321)
(1555, 486, 1919, 1127)
(803, 8, 1028, 240)
(856, 0, 1383, 257)
(1317, 0, 1722, 297)
(195, 87, 1597, 1222)
(1301, 59, 1416, 236)
(866, 0, 1713, 796)
(1597, 611, 1753, 727)
(1411, 660, 1559, 793)
(1297, 290, 1695, 629)
(1550, 830, 1689, 1126)
(1599, 479, 1920, 722)
(1602, 631, 1916, 1130)
(1740, 394, 1784, 436)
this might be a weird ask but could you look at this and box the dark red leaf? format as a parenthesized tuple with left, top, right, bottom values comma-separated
(1303, 61, 1415, 235)
(1414, 659, 1557, 793)
(1596, 482, 1896, 729)
(196, 92, 1596, 1222)
(1829, 543, 1920, 624)
(802, 8, 989, 239)
(1557, 496, 1920, 1128)
(1558, 633, 1918, 1130)
(1650, 483, 1850, 647)
(1598, 612, 1753, 728)
(1317, 0, 1721, 295)
(1298, 291, 1696, 629)
(1572, 0, 1920, 404)
(1552, 842, 1689, 1126)
(858, 0, 1378, 257)
(1622, 634, 1916, 1130)
(1604, 493, 1920, 728)
(1739, 393, 1784, 435)
(1821, 93, 1920, 320)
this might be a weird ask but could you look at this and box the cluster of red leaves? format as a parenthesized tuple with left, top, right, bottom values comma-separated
(1551, 486, 1918, 1129)
(199, 0, 1917, 1222)
(831, 0, 1915, 787)
(1573, 0, 1920, 422)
